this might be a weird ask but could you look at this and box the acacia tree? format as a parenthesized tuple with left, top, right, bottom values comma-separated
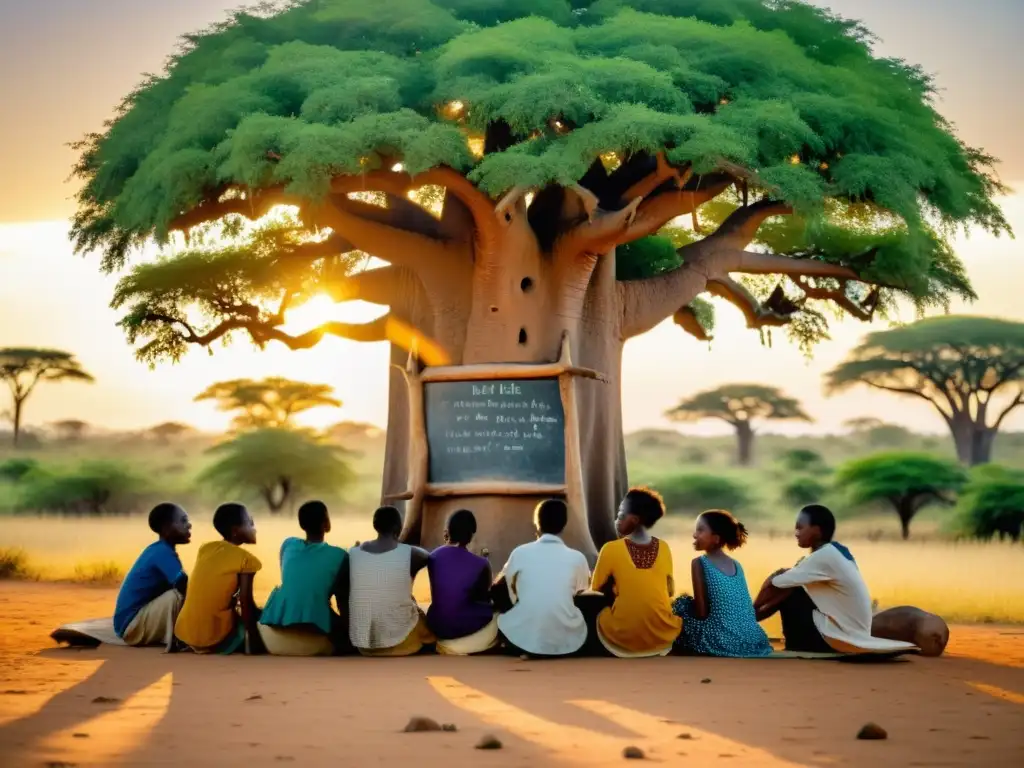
(148, 421, 194, 443)
(0, 349, 94, 447)
(835, 452, 966, 539)
(666, 384, 810, 465)
(195, 376, 342, 431)
(52, 420, 91, 441)
(71, 1, 1008, 560)
(827, 317, 1024, 466)
(200, 427, 354, 512)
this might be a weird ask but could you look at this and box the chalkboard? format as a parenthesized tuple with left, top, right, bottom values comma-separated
(424, 378, 566, 485)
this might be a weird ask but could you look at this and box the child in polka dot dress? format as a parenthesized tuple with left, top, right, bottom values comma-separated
(673, 510, 772, 657)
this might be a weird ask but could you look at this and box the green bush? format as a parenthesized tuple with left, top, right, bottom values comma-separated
(782, 477, 828, 507)
(778, 448, 827, 473)
(0, 458, 39, 482)
(18, 461, 146, 515)
(653, 473, 752, 516)
(954, 466, 1024, 542)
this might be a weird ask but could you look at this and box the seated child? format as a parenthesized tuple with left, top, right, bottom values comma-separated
(114, 503, 192, 648)
(754, 505, 917, 655)
(495, 499, 591, 658)
(174, 503, 262, 654)
(348, 506, 433, 657)
(591, 488, 682, 658)
(673, 510, 772, 657)
(258, 500, 350, 656)
(426, 509, 497, 655)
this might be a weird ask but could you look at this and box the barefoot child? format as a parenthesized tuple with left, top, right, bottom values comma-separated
(175, 503, 262, 654)
(114, 503, 192, 649)
(673, 510, 772, 657)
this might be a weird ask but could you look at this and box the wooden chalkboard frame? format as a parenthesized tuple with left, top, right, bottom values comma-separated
(386, 333, 606, 544)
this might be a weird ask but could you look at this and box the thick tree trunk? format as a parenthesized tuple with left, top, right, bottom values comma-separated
(735, 420, 754, 467)
(949, 414, 996, 466)
(12, 398, 23, 448)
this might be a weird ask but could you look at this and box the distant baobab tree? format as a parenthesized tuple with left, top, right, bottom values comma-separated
(0, 349, 94, 447)
(666, 383, 811, 466)
(52, 419, 90, 441)
(827, 316, 1024, 465)
(148, 421, 193, 443)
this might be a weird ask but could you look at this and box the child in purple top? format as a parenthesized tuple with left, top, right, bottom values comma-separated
(426, 510, 496, 653)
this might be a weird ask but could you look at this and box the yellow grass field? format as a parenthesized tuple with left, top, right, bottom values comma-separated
(2, 515, 1022, 626)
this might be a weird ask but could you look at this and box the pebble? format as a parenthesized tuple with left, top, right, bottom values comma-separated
(403, 716, 443, 733)
(476, 734, 503, 750)
(856, 723, 888, 740)
(622, 745, 646, 759)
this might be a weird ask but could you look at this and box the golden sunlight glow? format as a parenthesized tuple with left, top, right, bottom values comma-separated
(37, 672, 173, 765)
(0, 659, 104, 728)
(600, 152, 622, 171)
(442, 100, 466, 120)
(790, 154, 802, 165)
(427, 677, 807, 766)
(468, 136, 485, 158)
(281, 294, 348, 334)
(391, 162, 405, 172)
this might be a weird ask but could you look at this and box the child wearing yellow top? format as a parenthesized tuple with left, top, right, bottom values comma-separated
(591, 487, 682, 658)
(174, 503, 262, 654)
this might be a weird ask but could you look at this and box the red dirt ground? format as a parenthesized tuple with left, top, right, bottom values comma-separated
(1, 581, 1021, 767)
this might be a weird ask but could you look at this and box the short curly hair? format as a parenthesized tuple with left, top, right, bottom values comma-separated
(148, 502, 181, 534)
(623, 486, 666, 528)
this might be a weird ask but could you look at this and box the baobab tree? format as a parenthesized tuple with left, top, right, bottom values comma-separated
(0, 349, 94, 447)
(827, 317, 1024, 465)
(666, 384, 811, 465)
(195, 377, 342, 432)
(70, 1, 1008, 562)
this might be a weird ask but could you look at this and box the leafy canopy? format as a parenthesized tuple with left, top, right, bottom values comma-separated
(835, 451, 967, 509)
(199, 427, 355, 510)
(954, 465, 1024, 541)
(666, 383, 810, 425)
(826, 316, 1024, 418)
(0, 349, 95, 396)
(74, 0, 1008, 297)
(195, 376, 342, 431)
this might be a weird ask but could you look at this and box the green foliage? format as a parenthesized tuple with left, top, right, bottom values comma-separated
(834, 451, 967, 537)
(654, 472, 752, 515)
(954, 466, 1024, 542)
(75, 0, 1007, 283)
(17, 462, 147, 515)
(781, 476, 828, 508)
(827, 316, 1024, 398)
(199, 427, 355, 512)
(667, 383, 810, 425)
(0, 458, 40, 483)
(778, 448, 826, 473)
(195, 377, 342, 431)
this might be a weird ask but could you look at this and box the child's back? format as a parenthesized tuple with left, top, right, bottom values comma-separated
(176, 535, 261, 651)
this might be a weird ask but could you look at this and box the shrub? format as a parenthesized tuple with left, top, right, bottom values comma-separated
(18, 461, 146, 515)
(71, 561, 125, 585)
(778, 448, 826, 473)
(0, 548, 35, 580)
(782, 477, 828, 507)
(834, 452, 967, 539)
(955, 466, 1024, 542)
(654, 473, 752, 515)
(0, 458, 39, 482)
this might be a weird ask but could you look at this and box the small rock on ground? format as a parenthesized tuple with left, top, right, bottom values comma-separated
(856, 723, 888, 740)
(476, 734, 503, 750)
(403, 716, 443, 733)
(700, 678, 712, 684)
(441, 723, 458, 732)
(622, 746, 646, 759)
(90, 696, 120, 704)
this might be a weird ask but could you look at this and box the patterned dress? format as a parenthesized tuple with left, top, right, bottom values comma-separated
(673, 555, 772, 657)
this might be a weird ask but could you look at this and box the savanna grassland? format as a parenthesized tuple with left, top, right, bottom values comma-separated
(1, 427, 1022, 625)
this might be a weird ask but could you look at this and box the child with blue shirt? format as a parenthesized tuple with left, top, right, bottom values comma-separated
(114, 503, 191, 649)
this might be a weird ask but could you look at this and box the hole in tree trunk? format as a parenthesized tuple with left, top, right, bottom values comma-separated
(489, 305, 498, 313)
(518, 328, 528, 345)
(520, 277, 534, 293)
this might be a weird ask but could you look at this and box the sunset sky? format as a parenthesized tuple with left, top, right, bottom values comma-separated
(0, 0, 1021, 436)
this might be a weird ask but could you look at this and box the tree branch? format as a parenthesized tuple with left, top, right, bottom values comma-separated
(792, 277, 881, 322)
(992, 389, 1024, 429)
(862, 380, 954, 420)
(169, 186, 295, 232)
(618, 244, 715, 339)
(672, 305, 712, 341)
(322, 264, 408, 305)
(143, 312, 391, 349)
(705, 276, 794, 329)
(618, 174, 733, 243)
(713, 199, 794, 248)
